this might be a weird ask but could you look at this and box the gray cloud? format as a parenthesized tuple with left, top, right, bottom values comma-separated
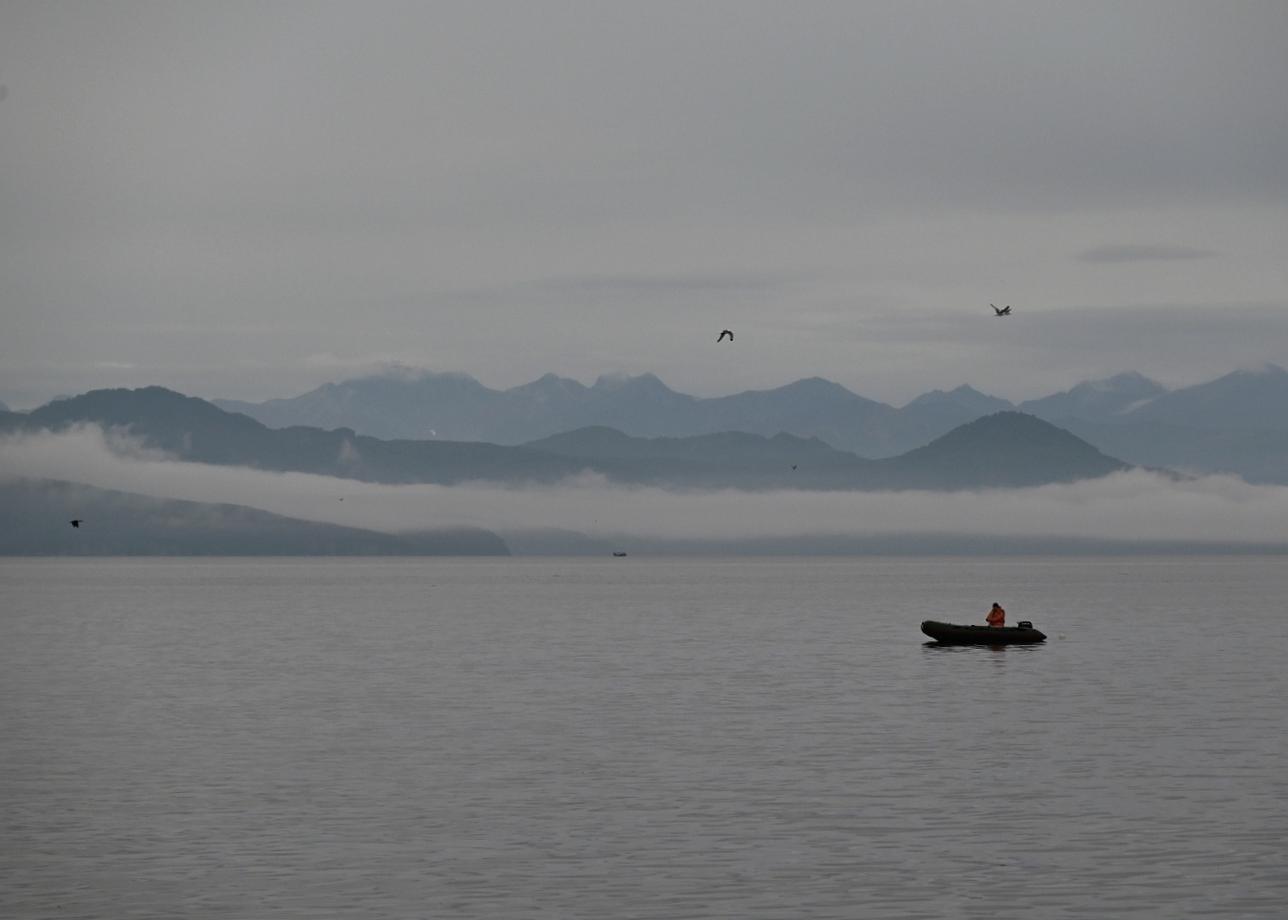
(0, 2, 1285, 407)
(6, 426, 1288, 545)
(527, 271, 806, 299)
(1079, 245, 1219, 263)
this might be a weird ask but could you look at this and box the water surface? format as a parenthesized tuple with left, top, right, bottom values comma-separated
(3, 557, 1286, 918)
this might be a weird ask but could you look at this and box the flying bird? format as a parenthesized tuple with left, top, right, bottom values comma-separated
(991, 304, 1012, 317)
(69, 519, 83, 528)
(717, 329, 734, 342)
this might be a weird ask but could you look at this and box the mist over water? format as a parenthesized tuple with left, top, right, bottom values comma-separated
(3, 556, 1286, 918)
(4, 426, 1288, 545)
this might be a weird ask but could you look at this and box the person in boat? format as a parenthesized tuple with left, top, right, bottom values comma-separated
(986, 603, 1006, 627)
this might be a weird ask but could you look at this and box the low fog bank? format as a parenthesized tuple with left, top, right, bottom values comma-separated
(4, 426, 1288, 546)
(502, 531, 1288, 556)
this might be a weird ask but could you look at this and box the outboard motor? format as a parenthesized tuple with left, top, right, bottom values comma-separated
(1017, 620, 1034, 630)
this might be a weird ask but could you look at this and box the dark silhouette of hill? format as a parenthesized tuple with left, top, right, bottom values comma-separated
(894, 385, 1014, 450)
(6, 387, 1133, 491)
(523, 413, 1129, 490)
(0, 479, 510, 555)
(12, 386, 589, 484)
(867, 411, 1129, 489)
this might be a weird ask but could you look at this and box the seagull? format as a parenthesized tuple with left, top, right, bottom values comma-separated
(791, 465, 797, 470)
(69, 519, 83, 528)
(717, 329, 734, 342)
(991, 304, 1012, 317)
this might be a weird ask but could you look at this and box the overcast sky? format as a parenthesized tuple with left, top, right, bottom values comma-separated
(2, 1, 1285, 409)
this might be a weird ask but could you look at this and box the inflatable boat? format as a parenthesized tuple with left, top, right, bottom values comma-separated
(920, 620, 1047, 645)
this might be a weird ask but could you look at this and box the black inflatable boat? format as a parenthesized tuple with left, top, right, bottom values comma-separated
(921, 620, 1047, 645)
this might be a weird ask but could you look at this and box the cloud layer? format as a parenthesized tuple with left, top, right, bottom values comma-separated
(1, 3, 1285, 407)
(1079, 245, 1219, 263)
(4, 426, 1288, 546)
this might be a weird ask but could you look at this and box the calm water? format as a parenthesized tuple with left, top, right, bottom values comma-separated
(2, 556, 1287, 919)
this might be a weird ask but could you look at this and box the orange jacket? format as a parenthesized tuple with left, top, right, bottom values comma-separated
(986, 606, 1006, 627)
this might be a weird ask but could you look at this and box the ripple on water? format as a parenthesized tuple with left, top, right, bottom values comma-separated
(2, 556, 1286, 919)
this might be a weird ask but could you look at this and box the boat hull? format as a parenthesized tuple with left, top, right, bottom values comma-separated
(921, 620, 1047, 645)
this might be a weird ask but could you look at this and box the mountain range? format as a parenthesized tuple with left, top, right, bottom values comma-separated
(1027, 365, 1288, 483)
(2, 387, 1128, 492)
(214, 371, 1011, 456)
(213, 364, 1288, 481)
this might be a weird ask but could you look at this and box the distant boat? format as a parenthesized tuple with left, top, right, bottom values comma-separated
(921, 620, 1046, 645)
(612, 551, 628, 557)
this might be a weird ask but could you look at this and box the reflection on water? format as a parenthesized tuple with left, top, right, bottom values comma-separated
(3, 556, 1287, 919)
(922, 640, 1048, 652)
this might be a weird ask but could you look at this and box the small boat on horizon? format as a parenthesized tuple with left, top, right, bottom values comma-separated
(921, 620, 1046, 645)
(612, 551, 628, 557)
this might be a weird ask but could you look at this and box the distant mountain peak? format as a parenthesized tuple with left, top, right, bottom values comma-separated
(24, 387, 267, 454)
(206, 363, 1288, 461)
(42, 385, 208, 411)
(779, 376, 857, 396)
(917, 410, 1112, 453)
(891, 411, 1129, 487)
(1018, 371, 1167, 423)
(1155, 362, 1288, 397)
(1232, 362, 1286, 378)
(1114, 361, 1288, 431)
(511, 373, 588, 394)
(1077, 371, 1163, 393)
(1105, 371, 1157, 384)
(903, 384, 1011, 413)
(959, 410, 1065, 431)
(591, 372, 674, 393)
